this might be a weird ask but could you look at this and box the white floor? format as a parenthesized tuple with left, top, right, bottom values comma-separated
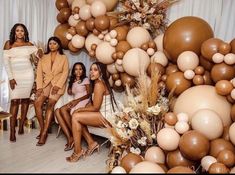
(0, 125, 110, 173)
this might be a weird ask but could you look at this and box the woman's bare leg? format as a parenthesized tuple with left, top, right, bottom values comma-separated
(18, 98, 30, 134)
(9, 99, 20, 142)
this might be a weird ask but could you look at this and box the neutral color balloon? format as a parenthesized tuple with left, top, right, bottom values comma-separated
(129, 161, 165, 173)
(147, 63, 165, 77)
(164, 112, 177, 126)
(68, 15, 79, 27)
(176, 113, 189, 122)
(75, 20, 89, 36)
(201, 156, 217, 171)
(68, 41, 80, 53)
(208, 162, 230, 174)
(166, 64, 179, 75)
(167, 166, 195, 173)
(151, 51, 168, 67)
(174, 85, 232, 126)
(114, 26, 129, 41)
(79, 5, 91, 20)
(57, 8, 71, 24)
(116, 41, 131, 53)
(56, 0, 69, 10)
(96, 41, 115, 64)
(211, 63, 235, 83)
(199, 55, 214, 71)
(194, 66, 205, 75)
(85, 33, 102, 52)
(94, 15, 110, 31)
(224, 53, 235, 65)
(210, 138, 235, 157)
(201, 38, 223, 61)
(177, 51, 199, 72)
(72, 0, 86, 10)
(145, 146, 165, 164)
(111, 166, 126, 173)
(71, 34, 85, 48)
(154, 34, 164, 51)
(212, 53, 224, 63)
(120, 73, 135, 88)
(215, 80, 233, 96)
(230, 38, 235, 54)
(86, 0, 118, 11)
(229, 122, 235, 145)
(174, 121, 189, 134)
(219, 42, 231, 55)
(90, 0, 106, 17)
(193, 75, 204, 85)
(217, 149, 235, 167)
(184, 70, 195, 80)
(54, 23, 70, 49)
(120, 153, 143, 173)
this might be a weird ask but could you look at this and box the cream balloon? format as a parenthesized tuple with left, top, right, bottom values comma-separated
(104, 34, 111, 42)
(86, 0, 118, 11)
(115, 79, 122, 86)
(176, 113, 189, 122)
(231, 89, 235, 100)
(151, 51, 168, 67)
(116, 59, 122, 65)
(90, 0, 106, 17)
(122, 48, 150, 77)
(154, 34, 164, 51)
(184, 70, 195, 80)
(85, 33, 102, 52)
(229, 122, 235, 145)
(98, 33, 104, 40)
(110, 38, 118, 46)
(129, 161, 165, 173)
(174, 85, 232, 126)
(72, 0, 86, 10)
(67, 0, 74, 5)
(231, 167, 235, 173)
(147, 48, 155, 56)
(191, 109, 223, 140)
(126, 27, 151, 48)
(96, 41, 115, 64)
(79, 5, 92, 20)
(174, 121, 189, 134)
(201, 156, 217, 171)
(144, 146, 165, 164)
(224, 53, 235, 65)
(212, 53, 224, 64)
(107, 63, 118, 74)
(73, 14, 79, 20)
(110, 30, 117, 38)
(68, 15, 79, 27)
(66, 33, 73, 40)
(115, 62, 124, 72)
(111, 166, 127, 173)
(177, 51, 199, 72)
(164, 123, 175, 129)
(157, 128, 180, 151)
(71, 34, 85, 48)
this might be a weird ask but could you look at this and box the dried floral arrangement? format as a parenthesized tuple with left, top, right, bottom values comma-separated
(106, 66, 174, 171)
(115, 0, 178, 37)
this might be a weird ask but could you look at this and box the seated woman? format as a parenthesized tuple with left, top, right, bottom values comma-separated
(55, 62, 90, 151)
(66, 61, 118, 162)
(34, 36, 69, 146)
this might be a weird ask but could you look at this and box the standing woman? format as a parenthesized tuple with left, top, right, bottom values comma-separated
(34, 36, 69, 146)
(55, 62, 90, 151)
(3, 23, 41, 142)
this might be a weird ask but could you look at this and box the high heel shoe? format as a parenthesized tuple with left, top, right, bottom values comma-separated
(36, 133, 48, 146)
(66, 150, 85, 162)
(64, 141, 74, 151)
(86, 142, 100, 156)
(10, 131, 16, 142)
(36, 134, 41, 139)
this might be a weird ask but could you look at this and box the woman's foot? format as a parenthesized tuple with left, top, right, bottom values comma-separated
(18, 128, 24, 135)
(86, 142, 100, 156)
(36, 134, 41, 139)
(64, 141, 74, 151)
(10, 131, 16, 142)
(66, 150, 85, 162)
(36, 133, 48, 146)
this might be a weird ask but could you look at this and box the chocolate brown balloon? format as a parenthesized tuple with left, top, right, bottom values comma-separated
(211, 63, 235, 83)
(193, 75, 204, 85)
(92, 28, 100, 36)
(114, 25, 129, 41)
(55, 0, 69, 10)
(166, 65, 179, 75)
(120, 153, 143, 172)
(215, 80, 233, 96)
(230, 38, 235, 54)
(141, 43, 149, 51)
(148, 41, 157, 49)
(210, 138, 235, 157)
(167, 166, 195, 173)
(194, 66, 205, 75)
(108, 15, 118, 30)
(94, 15, 110, 31)
(222, 126, 230, 141)
(199, 55, 214, 71)
(54, 23, 70, 49)
(112, 73, 120, 81)
(68, 41, 80, 53)
(201, 38, 223, 61)
(112, 52, 117, 60)
(217, 150, 235, 167)
(73, 7, 80, 14)
(75, 21, 89, 37)
(164, 112, 177, 126)
(166, 72, 192, 96)
(202, 71, 213, 85)
(163, 16, 214, 62)
(68, 27, 77, 36)
(147, 63, 165, 77)
(57, 8, 71, 24)
(120, 73, 135, 88)
(161, 74, 167, 82)
(219, 42, 231, 55)
(231, 104, 235, 122)
(227, 94, 235, 104)
(116, 41, 131, 53)
(116, 51, 124, 59)
(86, 18, 95, 31)
(179, 130, 210, 161)
(208, 162, 230, 174)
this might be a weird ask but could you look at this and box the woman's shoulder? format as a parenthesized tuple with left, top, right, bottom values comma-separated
(82, 77, 90, 84)
(3, 40, 11, 50)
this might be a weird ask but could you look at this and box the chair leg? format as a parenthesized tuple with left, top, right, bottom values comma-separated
(56, 125, 61, 138)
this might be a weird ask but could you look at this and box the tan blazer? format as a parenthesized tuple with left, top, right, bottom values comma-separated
(36, 53, 69, 94)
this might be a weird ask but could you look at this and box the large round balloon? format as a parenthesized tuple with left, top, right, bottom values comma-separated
(230, 38, 235, 54)
(201, 38, 223, 61)
(210, 138, 235, 157)
(129, 161, 165, 173)
(163, 16, 214, 62)
(85, 33, 102, 52)
(54, 23, 70, 49)
(120, 153, 143, 173)
(57, 8, 71, 24)
(96, 41, 115, 64)
(174, 85, 232, 126)
(86, 0, 118, 11)
(56, 0, 69, 10)
(144, 146, 165, 164)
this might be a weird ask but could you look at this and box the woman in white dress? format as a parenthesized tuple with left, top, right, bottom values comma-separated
(3, 23, 41, 142)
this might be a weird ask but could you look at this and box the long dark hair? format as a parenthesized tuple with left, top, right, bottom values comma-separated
(9, 23, 29, 45)
(68, 62, 87, 89)
(45, 36, 63, 54)
(90, 62, 117, 111)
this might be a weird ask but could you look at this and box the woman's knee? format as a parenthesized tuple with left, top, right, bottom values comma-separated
(11, 99, 20, 105)
(47, 99, 57, 109)
(34, 98, 43, 107)
(61, 105, 69, 113)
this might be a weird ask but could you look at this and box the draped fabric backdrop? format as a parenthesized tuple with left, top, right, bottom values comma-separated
(0, 0, 235, 110)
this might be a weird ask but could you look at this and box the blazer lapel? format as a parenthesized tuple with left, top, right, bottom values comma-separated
(51, 53, 60, 73)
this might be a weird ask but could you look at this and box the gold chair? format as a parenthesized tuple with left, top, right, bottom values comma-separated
(0, 111, 11, 131)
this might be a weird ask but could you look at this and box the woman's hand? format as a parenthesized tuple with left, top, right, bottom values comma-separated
(36, 89, 43, 97)
(51, 86, 60, 95)
(67, 100, 79, 109)
(9, 79, 17, 90)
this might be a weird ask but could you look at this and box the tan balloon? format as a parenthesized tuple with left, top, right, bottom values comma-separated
(164, 112, 177, 126)
(217, 150, 235, 167)
(193, 75, 204, 85)
(219, 42, 231, 55)
(229, 122, 235, 145)
(120, 153, 143, 173)
(174, 85, 232, 126)
(147, 63, 165, 77)
(107, 63, 118, 74)
(177, 51, 199, 72)
(56, 0, 69, 10)
(166, 64, 179, 75)
(75, 21, 89, 36)
(191, 109, 223, 140)
(85, 33, 102, 52)
(208, 162, 230, 174)
(215, 80, 233, 96)
(90, 0, 106, 17)
(199, 55, 214, 71)
(94, 15, 110, 31)
(224, 53, 235, 65)
(68, 15, 79, 27)
(68, 41, 80, 53)
(129, 161, 165, 173)
(86, 0, 118, 11)
(167, 166, 195, 173)
(211, 63, 235, 83)
(120, 73, 135, 88)
(154, 34, 164, 51)
(71, 34, 85, 48)
(210, 138, 235, 157)
(79, 5, 91, 20)
(116, 41, 131, 53)
(54, 23, 70, 49)
(194, 66, 205, 75)
(96, 41, 115, 64)
(151, 51, 168, 67)
(145, 146, 165, 164)
(114, 25, 129, 41)
(201, 38, 223, 61)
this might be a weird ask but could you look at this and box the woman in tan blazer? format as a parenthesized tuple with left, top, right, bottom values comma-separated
(34, 36, 69, 146)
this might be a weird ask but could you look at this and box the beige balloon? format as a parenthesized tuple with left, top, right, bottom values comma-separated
(71, 34, 85, 48)
(79, 4, 92, 20)
(224, 53, 235, 65)
(107, 63, 118, 74)
(72, 0, 86, 10)
(67, 0, 74, 5)
(68, 15, 79, 27)
(212, 53, 224, 64)
(191, 109, 223, 140)
(230, 166, 235, 173)
(111, 166, 127, 173)
(151, 51, 168, 67)
(85, 33, 102, 51)
(144, 146, 165, 164)
(157, 128, 180, 151)
(129, 161, 165, 173)
(174, 85, 232, 127)
(174, 121, 190, 134)
(90, 0, 106, 17)
(154, 34, 164, 51)
(96, 41, 115, 64)
(177, 51, 199, 72)
(126, 27, 151, 48)
(229, 122, 235, 145)
(86, 0, 118, 11)
(201, 156, 217, 171)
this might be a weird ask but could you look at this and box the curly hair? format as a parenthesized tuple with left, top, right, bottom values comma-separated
(9, 23, 29, 45)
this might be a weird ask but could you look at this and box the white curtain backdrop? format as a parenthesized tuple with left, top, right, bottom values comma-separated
(0, 0, 235, 111)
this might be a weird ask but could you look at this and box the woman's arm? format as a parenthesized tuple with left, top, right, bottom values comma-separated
(36, 59, 43, 90)
(3, 41, 14, 80)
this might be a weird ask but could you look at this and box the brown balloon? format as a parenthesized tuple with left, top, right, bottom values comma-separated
(161, 74, 167, 82)
(92, 28, 100, 36)
(120, 73, 136, 88)
(68, 27, 77, 36)
(194, 66, 205, 75)
(94, 15, 110, 31)
(166, 149, 195, 169)
(116, 51, 124, 59)
(202, 71, 213, 85)
(114, 25, 129, 41)
(116, 41, 131, 53)
(199, 55, 214, 71)
(158, 81, 166, 89)
(230, 38, 235, 54)
(179, 130, 210, 161)
(163, 16, 214, 62)
(112, 73, 120, 81)
(57, 8, 71, 24)
(164, 112, 177, 126)
(141, 43, 149, 51)
(112, 52, 117, 60)
(219, 42, 231, 55)
(227, 94, 235, 104)
(120, 153, 143, 172)
(167, 166, 195, 173)
(208, 162, 230, 174)
(86, 18, 95, 31)
(54, 23, 70, 49)
(166, 64, 179, 75)
(147, 63, 165, 77)
(166, 72, 192, 96)
(89, 50, 95, 58)
(217, 150, 235, 167)
(193, 75, 204, 85)
(215, 80, 233, 96)
(231, 104, 235, 122)
(211, 63, 235, 83)
(55, 0, 69, 10)
(158, 163, 168, 173)
(75, 21, 89, 37)
(108, 15, 118, 30)
(201, 38, 223, 61)
(210, 138, 235, 157)
(222, 126, 230, 141)
(68, 41, 80, 53)
(91, 44, 97, 50)
(148, 41, 157, 50)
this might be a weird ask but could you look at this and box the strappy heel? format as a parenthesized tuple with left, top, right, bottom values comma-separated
(86, 142, 100, 156)
(64, 141, 75, 151)
(36, 133, 48, 146)
(66, 150, 85, 162)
